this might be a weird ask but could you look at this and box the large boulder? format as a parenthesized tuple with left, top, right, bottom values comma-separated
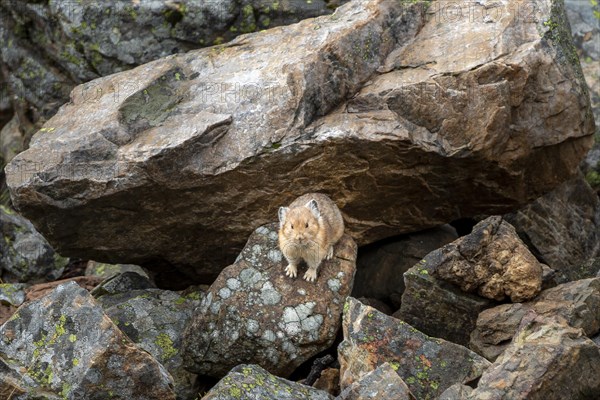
(0, 281, 176, 399)
(338, 298, 490, 400)
(0, 0, 344, 131)
(506, 174, 600, 282)
(183, 223, 357, 378)
(5, 0, 593, 283)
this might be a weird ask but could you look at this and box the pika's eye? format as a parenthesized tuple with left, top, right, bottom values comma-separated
(305, 223, 308, 228)
(290, 224, 294, 229)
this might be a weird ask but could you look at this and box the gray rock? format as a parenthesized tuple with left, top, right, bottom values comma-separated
(566, 0, 600, 61)
(97, 287, 204, 400)
(396, 252, 493, 347)
(352, 225, 457, 308)
(431, 216, 543, 302)
(5, 0, 592, 284)
(506, 174, 600, 283)
(183, 222, 357, 378)
(0, 281, 176, 399)
(201, 364, 333, 400)
(0, 205, 68, 283)
(338, 298, 490, 400)
(0, 283, 26, 306)
(0, 115, 22, 168)
(337, 362, 414, 400)
(470, 277, 600, 361)
(91, 271, 156, 297)
(467, 312, 600, 400)
(85, 260, 150, 280)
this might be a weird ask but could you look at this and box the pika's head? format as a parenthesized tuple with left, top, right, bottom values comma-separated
(278, 199, 320, 244)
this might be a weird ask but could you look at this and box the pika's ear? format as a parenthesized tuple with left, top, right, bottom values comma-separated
(278, 207, 289, 227)
(306, 199, 320, 218)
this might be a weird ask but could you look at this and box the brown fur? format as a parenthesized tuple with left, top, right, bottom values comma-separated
(278, 193, 344, 282)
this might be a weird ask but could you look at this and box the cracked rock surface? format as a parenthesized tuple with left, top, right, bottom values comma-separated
(182, 222, 357, 378)
(338, 298, 490, 400)
(5, 0, 592, 284)
(96, 284, 204, 400)
(470, 277, 600, 361)
(0, 281, 176, 399)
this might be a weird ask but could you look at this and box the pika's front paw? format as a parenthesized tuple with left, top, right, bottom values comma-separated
(326, 246, 334, 260)
(304, 269, 318, 282)
(285, 264, 297, 278)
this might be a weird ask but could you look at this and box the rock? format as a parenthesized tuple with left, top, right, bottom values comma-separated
(0, 281, 176, 399)
(183, 223, 357, 378)
(337, 362, 414, 400)
(0, 205, 68, 283)
(468, 312, 600, 399)
(313, 368, 340, 397)
(470, 277, 600, 360)
(566, 0, 600, 61)
(338, 298, 490, 400)
(85, 260, 150, 280)
(396, 254, 494, 347)
(97, 287, 204, 400)
(506, 174, 600, 283)
(352, 225, 457, 308)
(431, 216, 543, 302)
(6, 0, 593, 284)
(0, 115, 22, 168)
(201, 364, 333, 400)
(438, 384, 473, 400)
(0, 283, 26, 306)
(0, 0, 344, 131)
(91, 271, 156, 297)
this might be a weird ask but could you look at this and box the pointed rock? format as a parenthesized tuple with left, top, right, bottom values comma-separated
(338, 298, 490, 400)
(0, 282, 176, 399)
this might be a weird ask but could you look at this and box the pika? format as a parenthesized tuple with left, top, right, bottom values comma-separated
(278, 193, 344, 282)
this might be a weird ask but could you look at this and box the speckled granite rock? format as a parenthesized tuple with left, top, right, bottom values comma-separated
(431, 216, 543, 302)
(201, 364, 333, 400)
(183, 222, 357, 378)
(337, 362, 414, 400)
(0, 205, 68, 283)
(396, 257, 493, 347)
(97, 287, 204, 400)
(468, 312, 600, 400)
(339, 298, 490, 400)
(470, 277, 600, 361)
(0, 281, 176, 399)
